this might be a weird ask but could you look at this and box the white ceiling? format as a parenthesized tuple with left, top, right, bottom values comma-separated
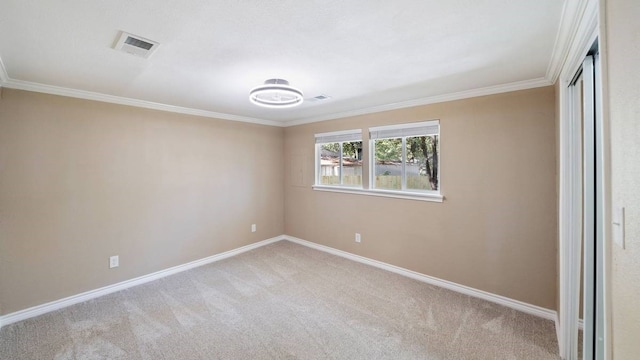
(0, 0, 564, 125)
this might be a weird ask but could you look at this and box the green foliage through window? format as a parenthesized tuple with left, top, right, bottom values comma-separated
(318, 141, 363, 187)
(373, 135, 438, 191)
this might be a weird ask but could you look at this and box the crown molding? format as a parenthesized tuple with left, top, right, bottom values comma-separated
(546, 0, 596, 83)
(282, 77, 553, 127)
(558, 0, 599, 82)
(1, 55, 554, 129)
(0, 75, 284, 127)
(1, 0, 581, 130)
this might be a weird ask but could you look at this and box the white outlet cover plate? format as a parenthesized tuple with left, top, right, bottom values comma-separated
(109, 255, 119, 268)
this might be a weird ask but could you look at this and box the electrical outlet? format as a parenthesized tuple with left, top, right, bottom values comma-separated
(251, 224, 256, 233)
(109, 255, 119, 269)
(355, 233, 361, 243)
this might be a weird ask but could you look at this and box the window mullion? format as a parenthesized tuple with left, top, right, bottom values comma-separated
(339, 142, 344, 185)
(370, 140, 375, 189)
(317, 123, 438, 193)
(401, 137, 407, 190)
(316, 144, 320, 185)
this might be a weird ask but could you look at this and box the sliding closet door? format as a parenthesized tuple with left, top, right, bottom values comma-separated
(573, 51, 604, 360)
(581, 54, 596, 360)
(566, 67, 585, 360)
(593, 52, 604, 360)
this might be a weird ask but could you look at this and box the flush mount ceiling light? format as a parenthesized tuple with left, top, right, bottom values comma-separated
(249, 79, 304, 108)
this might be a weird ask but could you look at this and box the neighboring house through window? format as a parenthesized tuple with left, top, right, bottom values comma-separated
(313, 121, 441, 202)
(315, 129, 363, 187)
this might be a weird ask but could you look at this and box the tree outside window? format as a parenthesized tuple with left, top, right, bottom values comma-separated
(371, 121, 439, 193)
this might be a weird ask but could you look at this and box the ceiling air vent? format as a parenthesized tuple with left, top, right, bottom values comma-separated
(113, 32, 159, 59)
(309, 94, 332, 102)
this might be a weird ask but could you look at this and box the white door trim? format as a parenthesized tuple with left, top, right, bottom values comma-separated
(557, 0, 600, 357)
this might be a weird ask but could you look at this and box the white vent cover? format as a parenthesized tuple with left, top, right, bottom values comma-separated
(309, 94, 332, 102)
(114, 32, 159, 59)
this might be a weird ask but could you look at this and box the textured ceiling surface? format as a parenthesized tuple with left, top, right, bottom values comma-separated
(0, 0, 564, 123)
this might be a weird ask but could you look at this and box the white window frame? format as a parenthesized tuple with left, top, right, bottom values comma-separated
(312, 122, 443, 203)
(369, 120, 440, 197)
(314, 129, 363, 188)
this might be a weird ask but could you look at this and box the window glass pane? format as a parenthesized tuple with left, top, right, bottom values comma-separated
(374, 138, 402, 190)
(319, 143, 340, 185)
(341, 141, 363, 186)
(406, 135, 439, 191)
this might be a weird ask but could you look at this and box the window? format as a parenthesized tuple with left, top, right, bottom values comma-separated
(313, 122, 441, 202)
(370, 120, 439, 193)
(315, 130, 363, 187)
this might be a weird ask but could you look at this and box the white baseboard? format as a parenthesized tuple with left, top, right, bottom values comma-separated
(0, 234, 563, 331)
(0, 236, 283, 328)
(283, 235, 558, 322)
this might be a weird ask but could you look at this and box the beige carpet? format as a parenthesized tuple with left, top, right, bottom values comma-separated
(0, 241, 560, 359)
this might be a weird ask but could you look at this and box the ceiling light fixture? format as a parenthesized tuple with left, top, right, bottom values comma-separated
(249, 79, 303, 108)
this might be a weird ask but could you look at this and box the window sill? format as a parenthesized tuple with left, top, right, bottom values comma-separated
(312, 185, 444, 203)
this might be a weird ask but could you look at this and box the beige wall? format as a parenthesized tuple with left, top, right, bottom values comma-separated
(0, 88, 284, 315)
(0, 85, 560, 316)
(284, 87, 558, 309)
(606, 0, 640, 357)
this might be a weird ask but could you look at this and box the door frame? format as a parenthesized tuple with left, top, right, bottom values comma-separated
(557, 1, 610, 358)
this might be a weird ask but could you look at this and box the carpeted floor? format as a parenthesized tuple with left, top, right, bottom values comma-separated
(0, 240, 560, 359)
